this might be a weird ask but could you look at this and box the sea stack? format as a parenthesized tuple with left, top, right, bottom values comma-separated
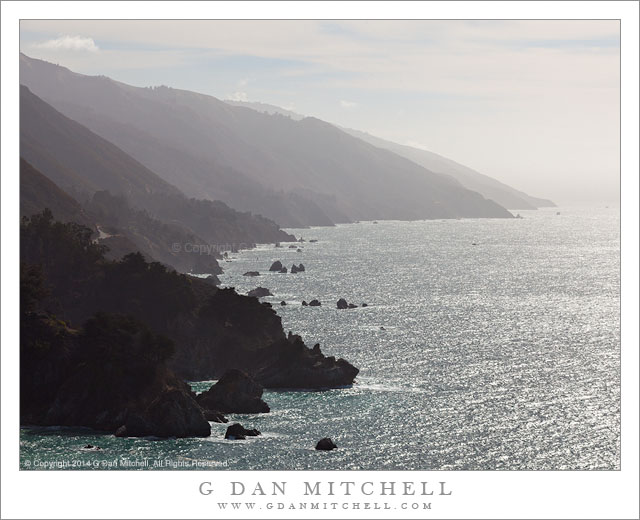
(269, 261, 283, 271)
(315, 438, 337, 451)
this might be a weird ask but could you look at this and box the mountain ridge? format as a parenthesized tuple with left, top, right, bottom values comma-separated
(20, 85, 295, 274)
(224, 99, 555, 210)
(20, 53, 514, 226)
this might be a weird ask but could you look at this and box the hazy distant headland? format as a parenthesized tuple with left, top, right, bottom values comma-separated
(19, 53, 550, 229)
(226, 99, 556, 211)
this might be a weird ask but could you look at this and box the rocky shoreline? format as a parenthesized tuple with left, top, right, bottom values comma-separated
(20, 211, 359, 439)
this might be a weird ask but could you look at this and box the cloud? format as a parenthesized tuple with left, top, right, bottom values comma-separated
(340, 100, 358, 109)
(34, 35, 99, 52)
(228, 91, 248, 102)
(237, 78, 249, 87)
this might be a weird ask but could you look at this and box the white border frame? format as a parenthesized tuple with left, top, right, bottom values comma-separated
(2, 2, 638, 519)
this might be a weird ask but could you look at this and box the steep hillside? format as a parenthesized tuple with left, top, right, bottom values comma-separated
(343, 128, 556, 210)
(20, 158, 220, 273)
(20, 54, 513, 224)
(20, 86, 294, 252)
(226, 99, 555, 210)
(20, 158, 94, 228)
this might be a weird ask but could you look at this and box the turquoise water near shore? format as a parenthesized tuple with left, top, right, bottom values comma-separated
(20, 207, 620, 470)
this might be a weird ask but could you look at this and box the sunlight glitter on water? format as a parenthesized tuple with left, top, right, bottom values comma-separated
(21, 207, 620, 470)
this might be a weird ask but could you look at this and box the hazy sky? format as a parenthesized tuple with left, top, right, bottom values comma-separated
(20, 20, 620, 205)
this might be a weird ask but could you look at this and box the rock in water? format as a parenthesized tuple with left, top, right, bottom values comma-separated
(348, 303, 358, 308)
(243, 271, 260, 277)
(361, 303, 368, 307)
(297, 263, 305, 272)
(308, 299, 321, 307)
(269, 261, 283, 271)
(291, 264, 299, 274)
(337, 298, 348, 309)
(315, 438, 337, 450)
(224, 423, 261, 440)
(247, 287, 273, 298)
(203, 409, 227, 423)
(279, 267, 288, 273)
(302, 300, 308, 306)
(196, 369, 270, 413)
(280, 301, 287, 306)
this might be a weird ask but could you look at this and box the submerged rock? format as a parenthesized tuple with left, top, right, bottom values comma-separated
(269, 261, 283, 271)
(196, 369, 270, 414)
(225, 423, 261, 440)
(315, 438, 337, 451)
(247, 287, 273, 298)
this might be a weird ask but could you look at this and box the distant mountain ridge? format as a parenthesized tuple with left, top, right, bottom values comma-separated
(224, 99, 554, 210)
(20, 53, 513, 226)
(342, 129, 556, 210)
(20, 86, 294, 274)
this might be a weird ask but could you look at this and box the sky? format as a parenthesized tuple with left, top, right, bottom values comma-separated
(20, 20, 621, 205)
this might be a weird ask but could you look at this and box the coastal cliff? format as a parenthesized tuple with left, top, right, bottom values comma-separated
(20, 211, 358, 437)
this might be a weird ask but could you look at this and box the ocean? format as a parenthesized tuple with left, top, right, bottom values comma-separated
(20, 207, 620, 470)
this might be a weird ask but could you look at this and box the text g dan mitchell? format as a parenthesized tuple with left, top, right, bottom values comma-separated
(199, 480, 452, 497)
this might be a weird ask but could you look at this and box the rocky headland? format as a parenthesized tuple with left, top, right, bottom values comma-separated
(20, 211, 359, 438)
